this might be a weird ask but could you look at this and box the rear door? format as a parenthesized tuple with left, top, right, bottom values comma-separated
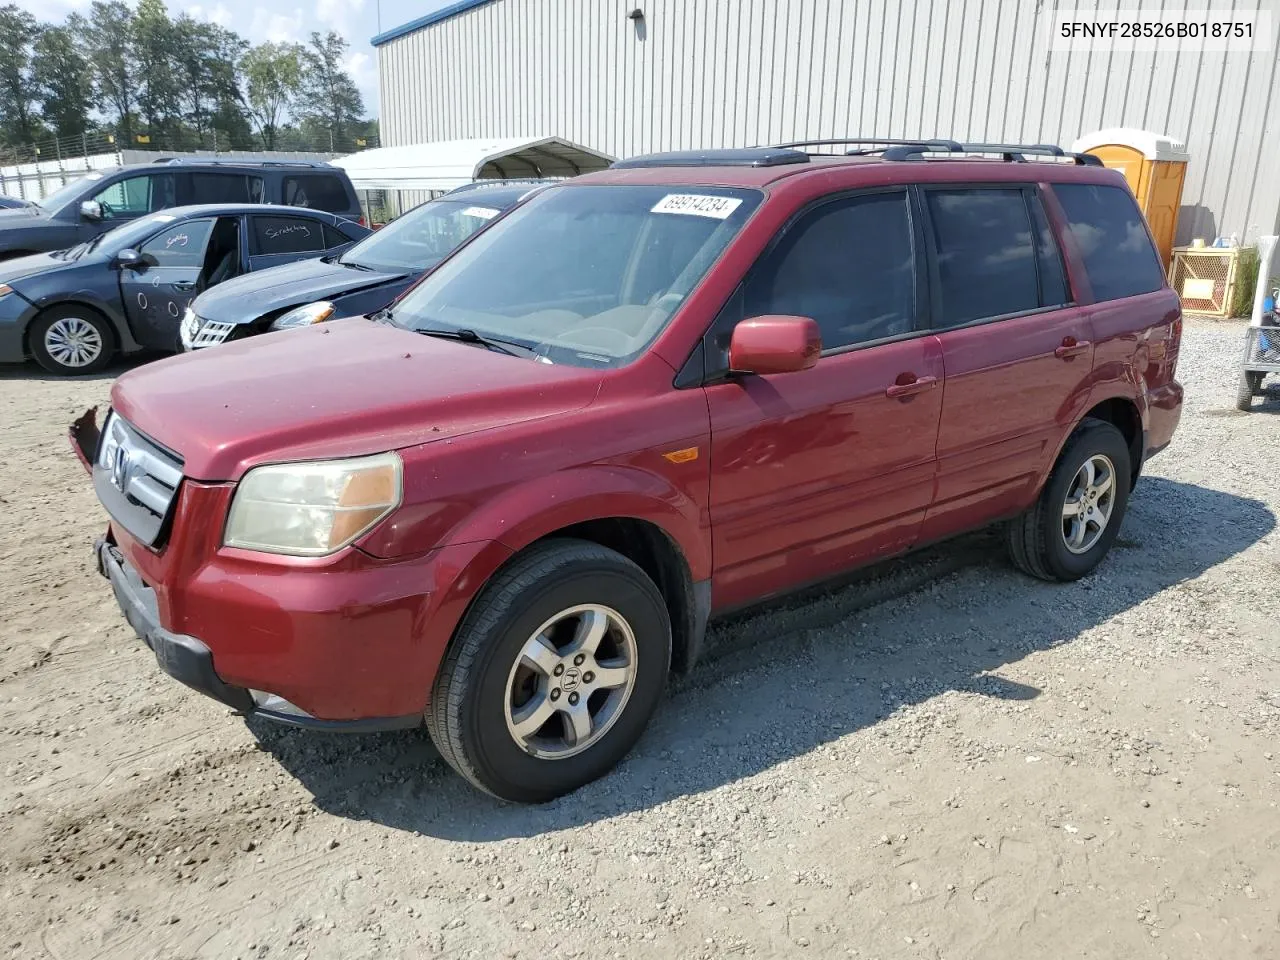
(704, 189, 945, 610)
(247, 213, 327, 271)
(919, 184, 1093, 541)
(120, 218, 215, 349)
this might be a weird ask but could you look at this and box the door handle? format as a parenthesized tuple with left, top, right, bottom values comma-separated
(1054, 338, 1091, 359)
(885, 375, 938, 399)
(172, 281, 196, 292)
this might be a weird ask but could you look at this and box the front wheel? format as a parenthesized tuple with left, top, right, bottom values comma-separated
(1236, 371, 1263, 411)
(29, 306, 114, 375)
(426, 539, 671, 802)
(1007, 418, 1132, 582)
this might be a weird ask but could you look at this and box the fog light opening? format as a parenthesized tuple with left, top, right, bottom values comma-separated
(249, 689, 314, 719)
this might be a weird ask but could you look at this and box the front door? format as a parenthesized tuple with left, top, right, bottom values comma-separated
(120, 218, 215, 350)
(704, 190, 944, 610)
(917, 186, 1095, 541)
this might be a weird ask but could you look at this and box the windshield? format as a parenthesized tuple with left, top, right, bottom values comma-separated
(33, 173, 105, 214)
(388, 185, 762, 368)
(341, 198, 510, 272)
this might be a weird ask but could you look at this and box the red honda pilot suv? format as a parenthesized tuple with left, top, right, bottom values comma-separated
(72, 139, 1183, 802)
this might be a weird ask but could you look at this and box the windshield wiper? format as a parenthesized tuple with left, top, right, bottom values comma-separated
(413, 327, 533, 357)
(339, 259, 376, 271)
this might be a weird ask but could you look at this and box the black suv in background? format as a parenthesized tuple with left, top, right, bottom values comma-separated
(0, 159, 363, 260)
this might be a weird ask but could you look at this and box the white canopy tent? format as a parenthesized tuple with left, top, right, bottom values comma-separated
(331, 136, 614, 193)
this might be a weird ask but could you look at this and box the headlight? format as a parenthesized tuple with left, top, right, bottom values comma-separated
(0, 284, 12, 299)
(269, 301, 335, 331)
(179, 307, 199, 349)
(224, 452, 402, 556)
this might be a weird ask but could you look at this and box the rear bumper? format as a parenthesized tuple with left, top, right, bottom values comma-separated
(96, 536, 422, 732)
(1145, 380, 1183, 459)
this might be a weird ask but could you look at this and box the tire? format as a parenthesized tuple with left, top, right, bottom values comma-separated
(1236, 371, 1263, 411)
(1006, 418, 1133, 582)
(426, 538, 672, 802)
(29, 306, 114, 375)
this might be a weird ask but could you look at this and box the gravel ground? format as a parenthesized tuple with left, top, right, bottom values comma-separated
(2, 321, 1279, 960)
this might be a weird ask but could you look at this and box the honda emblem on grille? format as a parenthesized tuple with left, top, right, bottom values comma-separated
(111, 445, 131, 492)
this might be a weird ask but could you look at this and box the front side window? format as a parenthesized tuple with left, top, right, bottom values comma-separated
(746, 192, 915, 350)
(138, 219, 214, 268)
(340, 199, 507, 271)
(926, 188, 1040, 326)
(93, 174, 176, 217)
(250, 216, 325, 255)
(1053, 183, 1165, 302)
(389, 185, 762, 368)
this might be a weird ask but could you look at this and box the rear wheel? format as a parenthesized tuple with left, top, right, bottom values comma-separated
(1007, 418, 1132, 582)
(426, 539, 671, 802)
(1236, 371, 1263, 411)
(30, 306, 113, 375)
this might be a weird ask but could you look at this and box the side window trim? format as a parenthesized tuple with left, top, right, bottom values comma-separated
(916, 181, 1071, 334)
(689, 185, 926, 386)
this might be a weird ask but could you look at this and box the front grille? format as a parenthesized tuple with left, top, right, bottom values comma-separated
(190, 320, 237, 349)
(94, 413, 185, 547)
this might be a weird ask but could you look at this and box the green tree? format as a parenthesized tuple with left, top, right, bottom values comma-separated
(242, 41, 303, 150)
(172, 16, 249, 148)
(0, 4, 41, 146)
(31, 21, 93, 140)
(80, 0, 136, 144)
(132, 0, 180, 145)
(297, 31, 365, 149)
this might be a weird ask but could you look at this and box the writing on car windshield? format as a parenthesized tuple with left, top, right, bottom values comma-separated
(387, 185, 762, 368)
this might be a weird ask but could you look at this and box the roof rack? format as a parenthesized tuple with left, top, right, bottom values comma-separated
(611, 148, 810, 169)
(154, 157, 333, 169)
(772, 137, 1102, 165)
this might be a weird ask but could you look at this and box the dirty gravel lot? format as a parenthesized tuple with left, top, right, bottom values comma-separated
(2, 320, 1279, 960)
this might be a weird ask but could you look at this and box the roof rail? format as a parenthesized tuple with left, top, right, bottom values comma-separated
(153, 157, 333, 169)
(611, 148, 810, 169)
(881, 141, 1103, 165)
(774, 138, 964, 154)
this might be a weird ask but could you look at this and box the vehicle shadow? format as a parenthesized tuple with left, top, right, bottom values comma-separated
(0, 351, 162, 382)
(249, 476, 1273, 839)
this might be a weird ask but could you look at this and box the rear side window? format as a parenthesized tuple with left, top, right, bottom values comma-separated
(746, 192, 915, 350)
(187, 173, 263, 205)
(925, 188, 1040, 326)
(283, 175, 351, 213)
(250, 216, 324, 255)
(1053, 183, 1164, 301)
(324, 224, 355, 247)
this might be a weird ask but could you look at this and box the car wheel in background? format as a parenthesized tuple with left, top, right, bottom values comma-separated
(1006, 418, 1133, 582)
(30, 306, 114, 376)
(426, 539, 672, 802)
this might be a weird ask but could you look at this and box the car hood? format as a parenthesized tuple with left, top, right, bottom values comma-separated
(0, 250, 82, 286)
(194, 257, 412, 325)
(0, 206, 53, 231)
(109, 317, 603, 481)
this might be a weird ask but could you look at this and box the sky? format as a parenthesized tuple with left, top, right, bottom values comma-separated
(13, 0, 454, 119)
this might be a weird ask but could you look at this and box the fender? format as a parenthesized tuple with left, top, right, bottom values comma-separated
(31, 290, 141, 353)
(361, 462, 711, 582)
(1034, 383, 1146, 492)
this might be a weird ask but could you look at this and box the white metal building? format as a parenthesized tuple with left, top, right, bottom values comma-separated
(375, 0, 1280, 245)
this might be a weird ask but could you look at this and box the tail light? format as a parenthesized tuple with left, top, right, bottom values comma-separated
(357, 215, 367, 227)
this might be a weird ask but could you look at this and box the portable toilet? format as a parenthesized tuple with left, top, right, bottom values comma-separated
(1069, 128, 1190, 270)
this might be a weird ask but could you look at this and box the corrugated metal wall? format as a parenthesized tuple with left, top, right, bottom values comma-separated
(378, 0, 1280, 242)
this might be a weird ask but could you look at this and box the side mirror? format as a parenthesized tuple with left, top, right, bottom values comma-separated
(728, 315, 822, 376)
(79, 200, 104, 222)
(115, 248, 144, 269)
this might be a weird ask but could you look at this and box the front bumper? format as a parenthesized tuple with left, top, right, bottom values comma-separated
(0, 289, 38, 363)
(96, 536, 422, 732)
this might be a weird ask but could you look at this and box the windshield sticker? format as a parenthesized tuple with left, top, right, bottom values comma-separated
(651, 194, 743, 219)
(460, 206, 500, 220)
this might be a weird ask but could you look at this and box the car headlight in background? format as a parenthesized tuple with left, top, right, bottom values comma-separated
(0, 284, 13, 299)
(179, 306, 199, 349)
(269, 301, 335, 332)
(224, 452, 402, 556)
